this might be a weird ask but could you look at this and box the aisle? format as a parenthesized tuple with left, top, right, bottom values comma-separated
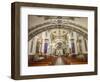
(55, 56, 65, 65)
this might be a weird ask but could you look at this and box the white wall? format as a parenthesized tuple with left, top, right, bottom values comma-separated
(0, 0, 99, 82)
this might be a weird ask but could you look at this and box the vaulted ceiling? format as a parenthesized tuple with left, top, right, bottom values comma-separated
(28, 15, 88, 41)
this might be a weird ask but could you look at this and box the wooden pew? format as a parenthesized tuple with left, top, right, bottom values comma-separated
(28, 55, 57, 66)
(62, 56, 87, 65)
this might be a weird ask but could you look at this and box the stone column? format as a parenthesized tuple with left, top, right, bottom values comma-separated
(73, 32, 78, 55)
(41, 32, 45, 55)
(71, 39, 75, 54)
(44, 39, 48, 54)
(70, 32, 76, 55)
(32, 37, 37, 55)
(84, 39, 88, 52)
(81, 37, 86, 54)
(28, 39, 32, 55)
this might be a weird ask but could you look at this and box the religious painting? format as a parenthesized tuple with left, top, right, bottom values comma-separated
(28, 15, 88, 66)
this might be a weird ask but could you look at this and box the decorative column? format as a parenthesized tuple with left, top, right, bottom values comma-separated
(71, 39, 75, 54)
(41, 32, 45, 55)
(30, 39, 33, 53)
(32, 37, 37, 55)
(44, 39, 48, 54)
(84, 39, 88, 52)
(81, 37, 86, 54)
(36, 40, 40, 53)
(28, 39, 33, 54)
(39, 40, 42, 55)
(70, 32, 76, 55)
(78, 39, 82, 54)
(73, 32, 78, 55)
(66, 41, 69, 55)
(47, 31, 51, 55)
(28, 38, 35, 55)
(68, 32, 72, 55)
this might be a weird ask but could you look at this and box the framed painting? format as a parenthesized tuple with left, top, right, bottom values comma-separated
(11, 2, 98, 80)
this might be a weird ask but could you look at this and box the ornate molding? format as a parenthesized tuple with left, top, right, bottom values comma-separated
(28, 25, 87, 41)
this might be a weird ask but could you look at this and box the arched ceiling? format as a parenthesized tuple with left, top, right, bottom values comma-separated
(28, 15, 88, 29)
(28, 15, 88, 41)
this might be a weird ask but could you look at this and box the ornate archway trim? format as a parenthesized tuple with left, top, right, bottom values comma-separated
(28, 25, 87, 41)
(29, 20, 87, 34)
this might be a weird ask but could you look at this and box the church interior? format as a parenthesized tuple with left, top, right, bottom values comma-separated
(28, 15, 88, 66)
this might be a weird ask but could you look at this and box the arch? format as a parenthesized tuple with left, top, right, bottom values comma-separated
(28, 20, 87, 41)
